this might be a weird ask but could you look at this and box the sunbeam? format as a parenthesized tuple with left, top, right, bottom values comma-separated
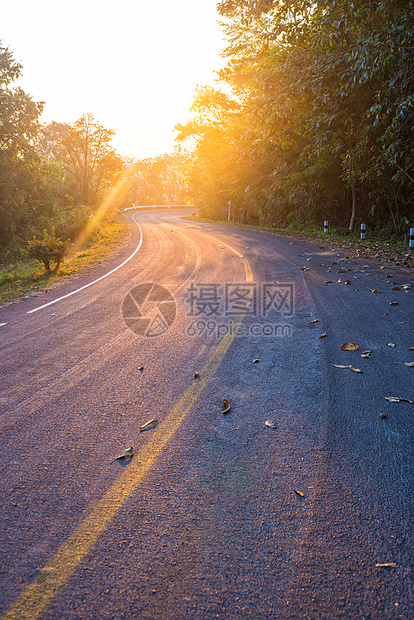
(72, 164, 136, 250)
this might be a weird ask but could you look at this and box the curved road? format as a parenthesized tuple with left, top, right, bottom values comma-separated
(0, 209, 413, 619)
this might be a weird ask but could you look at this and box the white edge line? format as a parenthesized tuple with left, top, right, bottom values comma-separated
(0, 323, 7, 327)
(27, 217, 143, 315)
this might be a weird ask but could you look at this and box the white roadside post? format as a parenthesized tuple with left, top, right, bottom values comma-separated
(228, 200, 231, 222)
(324, 220, 329, 234)
(360, 223, 366, 240)
(410, 228, 414, 249)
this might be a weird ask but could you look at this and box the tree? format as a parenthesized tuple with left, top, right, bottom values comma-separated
(61, 113, 124, 206)
(34, 121, 70, 161)
(175, 85, 246, 219)
(178, 0, 414, 235)
(0, 45, 43, 155)
(0, 41, 44, 252)
(129, 151, 189, 206)
(26, 227, 69, 272)
(0, 44, 131, 261)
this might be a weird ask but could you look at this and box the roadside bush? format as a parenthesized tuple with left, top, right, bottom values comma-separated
(0, 272, 14, 287)
(26, 227, 69, 272)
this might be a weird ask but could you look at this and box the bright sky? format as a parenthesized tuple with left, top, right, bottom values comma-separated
(2, 0, 225, 160)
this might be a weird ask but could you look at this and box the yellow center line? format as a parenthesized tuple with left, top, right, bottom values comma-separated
(2, 234, 252, 620)
(201, 231, 253, 282)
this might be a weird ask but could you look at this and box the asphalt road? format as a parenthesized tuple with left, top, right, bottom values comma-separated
(1, 208, 413, 620)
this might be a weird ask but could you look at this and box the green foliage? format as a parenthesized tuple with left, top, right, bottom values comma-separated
(60, 113, 124, 206)
(177, 0, 414, 236)
(129, 151, 189, 206)
(0, 41, 44, 252)
(26, 227, 69, 272)
(0, 42, 130, 261)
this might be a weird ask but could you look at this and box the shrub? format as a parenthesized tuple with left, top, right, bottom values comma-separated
(26, 227, 69, 272)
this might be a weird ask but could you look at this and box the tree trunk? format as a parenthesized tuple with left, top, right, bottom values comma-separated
(349, 185, 356, 232)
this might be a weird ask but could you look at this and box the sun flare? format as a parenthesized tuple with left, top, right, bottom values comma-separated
(73, 164, 136, 250)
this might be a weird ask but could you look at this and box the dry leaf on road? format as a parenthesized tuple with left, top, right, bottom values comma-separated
(295, 490, 305, 498)
(114, 447, 133, 460)
(341, 342, 359, 351)
(332, 364, 362, 373)
(253, 359, 260, 364)
(361, 350, 372, 358)
(385, 396, 414, 404)
(140, 419, 158, 432)
(319, 331, 327, 338)
(388, 343, 396, 348)
(265, 420, 277, 429)
(375, 563, 396, 568)
(222, 399, 231, 414)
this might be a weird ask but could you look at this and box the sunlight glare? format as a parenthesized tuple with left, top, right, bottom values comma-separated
(2, 0, 225, 159)
(72, 165, 136, 250)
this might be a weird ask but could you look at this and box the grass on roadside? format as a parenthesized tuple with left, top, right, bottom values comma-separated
(0, 216, 128, 305)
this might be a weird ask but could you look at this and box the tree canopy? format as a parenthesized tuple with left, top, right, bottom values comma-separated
(128, 151, 189, 206)
(0, 43, 44, 251)
(0, 43, 132, 260)
(177, 0, 414, 235)
(0, 40, 192, 262)
(61, 113, 124, 206)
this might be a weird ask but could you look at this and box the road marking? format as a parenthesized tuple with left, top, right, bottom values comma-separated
(1, 237, 253, 620)
(206, 234, 253, 281)
(26, 216, 143, 315)
(0, 323, 6, 327)
(159, 223, 202, 289)
(166, 220, 253, 282)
